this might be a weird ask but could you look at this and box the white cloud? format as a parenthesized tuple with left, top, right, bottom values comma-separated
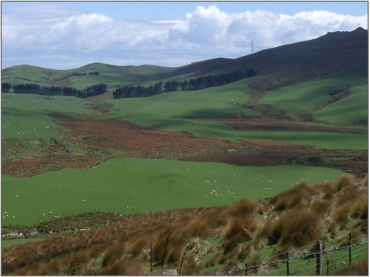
(2, 4, 367, 69)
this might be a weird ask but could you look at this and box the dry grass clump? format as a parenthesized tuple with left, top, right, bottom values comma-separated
(254, 207, 325, 252)
(269, 183, 317, 210)
(101, 243, 125, 267)
(100, 257, 145, 275)
(180, 254, 205, 275)
(224, 198, 258, 217)
(333, 258, 368, 275)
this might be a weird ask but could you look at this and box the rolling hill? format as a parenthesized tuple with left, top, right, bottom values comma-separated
(1, 27, 368, 275)
(2, 27, 367, 92)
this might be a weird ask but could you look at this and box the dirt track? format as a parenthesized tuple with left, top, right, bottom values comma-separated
(1, 117, 368, 178)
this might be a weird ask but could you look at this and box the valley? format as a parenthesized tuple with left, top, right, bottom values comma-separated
(1, 28, 368, 275)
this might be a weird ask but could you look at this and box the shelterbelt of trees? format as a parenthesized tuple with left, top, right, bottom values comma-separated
(1, 83, 107, 99)
(112, 68, 258, 99)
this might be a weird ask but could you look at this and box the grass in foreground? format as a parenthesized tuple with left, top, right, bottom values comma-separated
(1, 175, 367, 275)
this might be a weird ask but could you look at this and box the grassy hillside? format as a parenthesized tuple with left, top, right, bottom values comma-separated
(1, 28, 367, 276)
(1, 175, 367, 275)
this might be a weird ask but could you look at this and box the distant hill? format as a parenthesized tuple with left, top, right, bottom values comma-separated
(1, 28, 367, 92)
(169, 27, 368, 92)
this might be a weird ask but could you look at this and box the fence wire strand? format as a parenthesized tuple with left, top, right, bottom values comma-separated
(204, 228, 367, 276)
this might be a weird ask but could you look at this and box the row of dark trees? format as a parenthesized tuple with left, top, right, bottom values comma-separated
(71, 71, 100, 77)
(113, 68, 258, 99)
(2, 83, 107, 98)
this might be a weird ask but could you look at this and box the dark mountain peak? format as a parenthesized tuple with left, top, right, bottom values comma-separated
(352, 27, 367, 32)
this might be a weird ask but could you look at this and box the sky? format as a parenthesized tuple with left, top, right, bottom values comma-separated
(1, 1, 368, 70)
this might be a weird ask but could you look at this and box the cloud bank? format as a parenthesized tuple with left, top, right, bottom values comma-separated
(2, 4, 367, 69)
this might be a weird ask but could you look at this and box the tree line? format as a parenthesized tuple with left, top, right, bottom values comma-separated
(2, 83, 107, 98)
(113, 68, 258, 99)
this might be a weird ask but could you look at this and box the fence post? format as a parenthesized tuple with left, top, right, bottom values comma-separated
(326, 260, 329, 275)
(349, 232, 352, 266)
(245, 262, 248, 276)
(150, 242, 153, 272)
(316, 240, 322, 275)
(286, 252, 290, 275)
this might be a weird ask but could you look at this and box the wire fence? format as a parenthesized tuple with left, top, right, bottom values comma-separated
(204, 227, 367, 276)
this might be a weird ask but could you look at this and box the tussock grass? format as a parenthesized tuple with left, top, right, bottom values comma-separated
(1, 175, 367, 275)
(269, 183, 317, 211)
(100, 257, 144, 275)
(102, 243, 125, 267)
(333, 258, 368, 275)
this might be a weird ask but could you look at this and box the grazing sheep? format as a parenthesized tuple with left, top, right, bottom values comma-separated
(15, 195, 18, 198)
(127, 206, 129, 208)
(49, 211, 52, 214)
(205, 196, 207, 198)
(42, 213, 45, 216)
(82, 199, 85, 202)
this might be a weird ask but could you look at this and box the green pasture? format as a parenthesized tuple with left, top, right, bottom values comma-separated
(2, 82, 367, 150)
(2, 158, 346, 227)
(107, 78, 258, 119)
(254, 75, 368, 120)
(1, 94, 91, 140)
(314, 84, 368, 125)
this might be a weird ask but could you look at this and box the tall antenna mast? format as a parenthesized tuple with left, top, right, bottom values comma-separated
(251, 39, 254, 54)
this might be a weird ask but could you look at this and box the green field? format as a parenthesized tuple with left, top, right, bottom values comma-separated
(2, 158, 346, 226)
(254, 75, 367, 119)
(1, 94, 91, 140)
(314, 84, 368, 125)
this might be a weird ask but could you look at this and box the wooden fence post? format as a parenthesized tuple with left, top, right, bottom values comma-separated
(245, 262, 248, 275)
(316, 240, 322, 275)
(286, 252, 290, 275)
(349, 232, 352, 266)
(150, 242, 153, 272)
(326, 260, 330, 275)
(161, 232, 172, 269)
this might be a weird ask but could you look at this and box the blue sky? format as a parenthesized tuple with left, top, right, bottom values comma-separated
(2, 1, 368, 69)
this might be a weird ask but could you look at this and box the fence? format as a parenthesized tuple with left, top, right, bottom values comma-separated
(205, 227, 367, 276)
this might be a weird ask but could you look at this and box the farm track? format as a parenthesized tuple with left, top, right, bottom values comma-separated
(1, 116, 367, 178)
